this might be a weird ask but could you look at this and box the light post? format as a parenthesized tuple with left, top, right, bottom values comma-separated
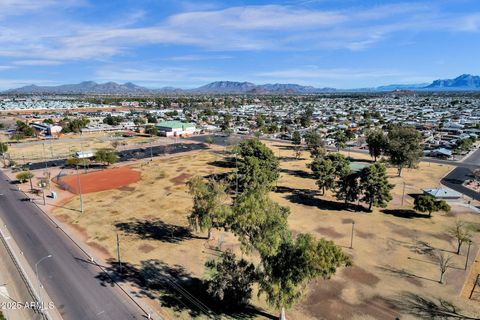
(350, 221, 355, 249)
(76, 165, 84, 213)
(35, 254, 52, 310)
(0, 141, 5, 166)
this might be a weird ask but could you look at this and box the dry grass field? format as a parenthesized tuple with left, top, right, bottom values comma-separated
(1, 132, 158, 162)
(50, 141, 480, 320)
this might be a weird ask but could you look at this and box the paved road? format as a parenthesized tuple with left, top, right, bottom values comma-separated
(441, 148, 480, 201)
(0, 171, 144, 320)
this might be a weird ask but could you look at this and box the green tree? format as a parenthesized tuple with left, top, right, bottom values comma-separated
(16, 171, 33, 183)
(145, 125, 158, 136)
(147, 114, 157, 123)
(413, 195, 451, 217)
(205, 250, 257, 310)
(103, 115, 123, 126)
(359, 163, 394, 211)
(230, 191, 290, 257)
(133, 117, 146, 125)
(66, 157, 81, 167)
(0, 142, 8, 154)
(292, 131, 301, 146)
(235, 139, 279, 192)
(304, 130, 325, 158)
(205, 136, 214, 146)
(386, 126, 423, 176)
(94, 149, 118, 166)
(309, 153, 350, 195)
(256, 115, 265, 129)
(365, 129, 387, 162)
(221, 114, 232, 131)
(336, 172, 360, 205)
(448, 220, 472, 255)
(309, 157, 336, 195)
(14, 120, 35, 138)
(333, 130, 348, 151)
(259, 233, 351, 318)
(326, 153, 351, 178)
(299, 105, 314, 128)
(187, 176, 231, 239)
(455, 138, 474, 153)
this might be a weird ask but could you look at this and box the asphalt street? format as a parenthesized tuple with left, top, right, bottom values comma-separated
(0, 171, 144, 320)
(441, 147, 480, 201)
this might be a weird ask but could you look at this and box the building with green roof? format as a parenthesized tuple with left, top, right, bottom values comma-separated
(155, 121, 196, 137)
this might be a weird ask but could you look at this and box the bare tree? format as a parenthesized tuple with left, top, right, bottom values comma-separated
(448, 220, 472, 255)
(434, 251, 454, 284)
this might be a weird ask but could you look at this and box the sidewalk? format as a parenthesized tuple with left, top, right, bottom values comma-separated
(0, 215, 62, 320)
(0, 240, 37, 320)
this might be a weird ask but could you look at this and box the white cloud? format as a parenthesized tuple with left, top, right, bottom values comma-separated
(0, 79, 61, 90)
(0, 2, 478, 62)
(254, 66, 435, 88)
(13, 60, 63, 66)
(95, 66, 221, 87)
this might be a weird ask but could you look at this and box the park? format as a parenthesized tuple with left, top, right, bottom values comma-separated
(8, 133, 475, 320)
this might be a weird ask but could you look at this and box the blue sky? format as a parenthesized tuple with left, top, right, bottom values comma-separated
(0, 0, 479, 89)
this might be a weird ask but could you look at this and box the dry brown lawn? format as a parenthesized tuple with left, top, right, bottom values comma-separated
(2, 132, 158, 162)
(51, 141, 480, 320)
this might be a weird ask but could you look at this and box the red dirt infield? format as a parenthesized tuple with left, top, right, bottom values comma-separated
(56, 167, 141, 194)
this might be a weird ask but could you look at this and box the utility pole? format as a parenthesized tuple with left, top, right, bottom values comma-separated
(29, 173, 33, 191)
(350, 221, 355, 249)
(76, 165, 84, 213)
(42, 142, 48, 173)
(117, 233, 122, 274)
(235, 152, 239, 196)
(0, 142, 5, 166)
(150, 142, 153, 162)
(401, 182, 406, 207)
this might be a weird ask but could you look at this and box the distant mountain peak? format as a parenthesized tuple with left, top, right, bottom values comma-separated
(3, 74, 480, 94)
(425, 74, 480, 90)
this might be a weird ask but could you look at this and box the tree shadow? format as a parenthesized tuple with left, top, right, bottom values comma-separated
(115, 219, 196, 243)
(280, 168, 314, 179)
(272, 144, 295, 151)
(207, 158, 236, 169)
(346, 157, 374, 164)
(387, 292, 479, 319)
(94, 259, 275, 319)
(278, 156, 301, 162)
(407, 241, 457, 256)
(204, 172, 230, 182)
(377, 265, 438, 283)
(276, 186, 368, 212)
(381, 209, 430, 219)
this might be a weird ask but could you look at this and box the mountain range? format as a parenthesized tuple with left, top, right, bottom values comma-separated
(3, 74, 480, 95)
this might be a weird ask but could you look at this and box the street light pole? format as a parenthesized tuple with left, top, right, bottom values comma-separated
(117, 233, 122, 274)
(76, 165, 84, 213)
(350, 221, 355, 249)
(35, 254, 52, 310)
